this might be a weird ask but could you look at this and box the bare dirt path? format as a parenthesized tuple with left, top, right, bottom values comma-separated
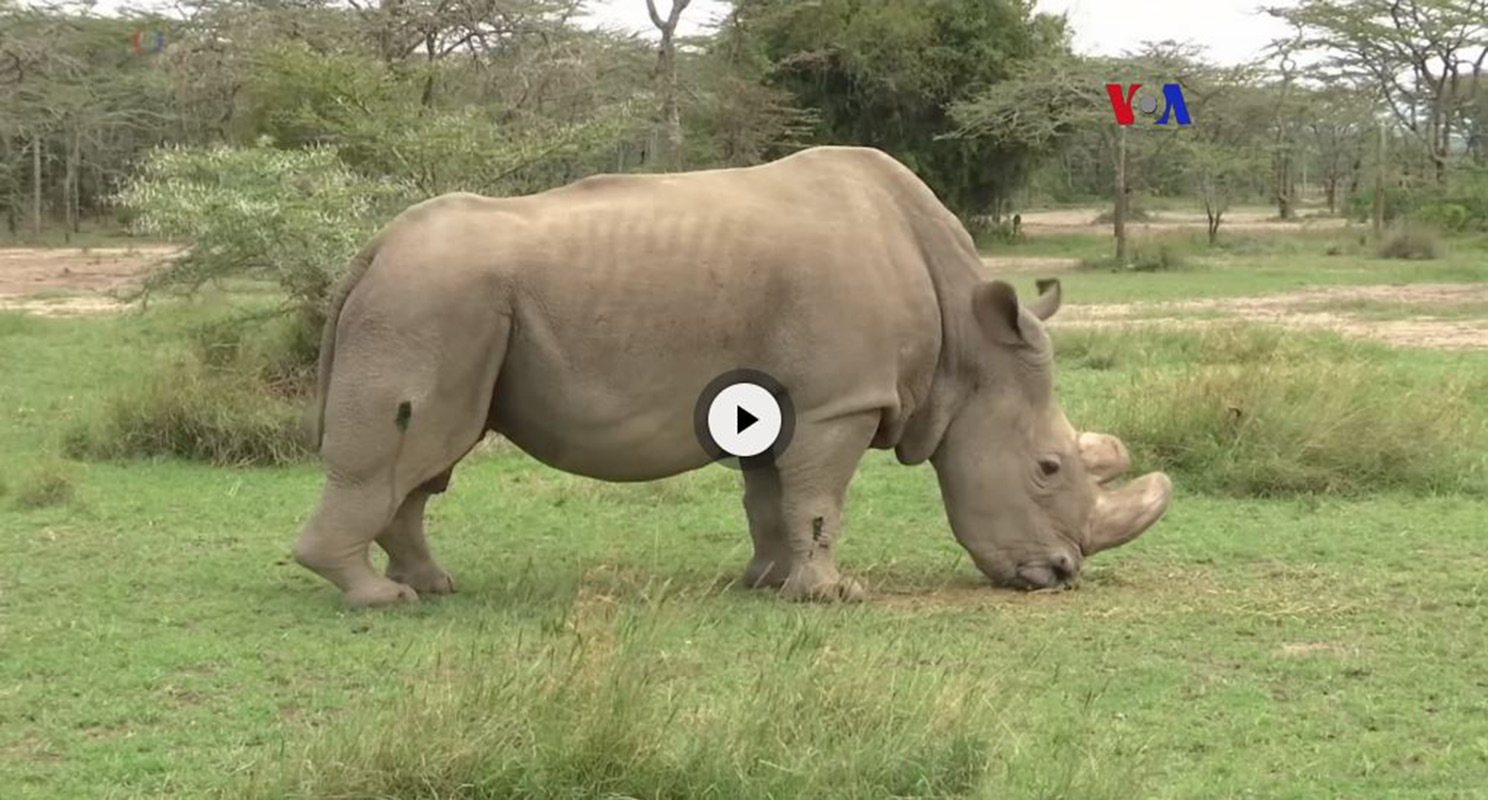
(1013, 207, 1348, 234)
(0, 245, 177, 315)
(1058, 283, 1488, 350)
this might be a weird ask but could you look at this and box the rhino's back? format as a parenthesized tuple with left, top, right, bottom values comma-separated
(366, 148, 966, 479)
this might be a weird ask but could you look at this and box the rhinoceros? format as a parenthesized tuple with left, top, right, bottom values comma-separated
(293, 146, 1172, 607)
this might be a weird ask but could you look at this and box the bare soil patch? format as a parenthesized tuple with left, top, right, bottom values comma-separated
(1060, 283, 1488, 350)
(0, 245, 177, 315)
(979, 255, 1081, 274)
(1015, 207, 1347, 234)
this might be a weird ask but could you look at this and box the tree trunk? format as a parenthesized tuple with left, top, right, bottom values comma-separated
(1325, 178, 1337, 215)
(31, 132, 42, 239)
(420, 33, 437, 109)
(3, 135, 15, 235)
(1113, 126, 1128, 265)
(1275, 153, 1293, 220)
(64, 128, 79, 241)
(1372, 124, 1386, 236)
(647, 0, 692, 172)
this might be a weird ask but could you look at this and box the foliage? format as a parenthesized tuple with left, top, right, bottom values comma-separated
(118, 141, 409, 323)
(1267, 0, 1488, 184)
(1349, 167, 1488, 230)
(1079, 241, 1189, 272)
(246, 41, 649, 195)
(65, 355, 312, 467)
(1376, 223, 1445, 260)
(736, 0, 1068, 220)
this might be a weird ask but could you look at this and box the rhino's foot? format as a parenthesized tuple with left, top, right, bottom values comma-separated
(781, 567, 866, 603)
(345, 579, 419, 608)
(744, 556, 792, 589)
(387, 563, 456, 596)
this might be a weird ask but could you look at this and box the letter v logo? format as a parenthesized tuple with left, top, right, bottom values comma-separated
(1106, 83, 1140, 126)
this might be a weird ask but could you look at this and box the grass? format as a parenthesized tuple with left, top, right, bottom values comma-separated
(0, 223, 145, 249)
(1052, 325, 1488, 495)
(11, 460, 77, 510)
(984, 226, 1488, 305)
(1299, 297, 1488, 320)
(3, 232, 1488, 798)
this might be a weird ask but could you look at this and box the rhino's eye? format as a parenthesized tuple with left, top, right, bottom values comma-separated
(1037, 457, 1062, 478)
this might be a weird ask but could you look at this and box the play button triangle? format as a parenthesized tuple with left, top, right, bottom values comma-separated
(737, 406, 759, 434)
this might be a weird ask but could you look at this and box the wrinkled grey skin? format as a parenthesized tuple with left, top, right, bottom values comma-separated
(293, 146, 1172, 607)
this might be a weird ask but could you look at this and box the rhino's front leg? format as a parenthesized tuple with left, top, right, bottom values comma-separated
(767, 417, 875, 602)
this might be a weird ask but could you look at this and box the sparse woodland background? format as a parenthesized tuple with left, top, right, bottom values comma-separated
(2, 0, 1487, 472)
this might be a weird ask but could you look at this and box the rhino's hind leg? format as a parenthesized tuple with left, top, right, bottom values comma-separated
(377, 484, 455, 596)
(296, 299, 509, 607)
(295, 482, 415, 607)
(742, 468, 791, 588)
(769, 415, 878, 602)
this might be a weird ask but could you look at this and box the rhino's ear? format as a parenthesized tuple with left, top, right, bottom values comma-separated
(1029, 278, 1062, 321)
(972, 280, 1032, 347)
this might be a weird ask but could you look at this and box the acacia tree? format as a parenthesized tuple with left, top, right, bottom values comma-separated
(1270, 0, 1488, 185)
(951, 44, 1218, 261)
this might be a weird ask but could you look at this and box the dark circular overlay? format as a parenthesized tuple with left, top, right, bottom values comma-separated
(692, 368, 796, 471)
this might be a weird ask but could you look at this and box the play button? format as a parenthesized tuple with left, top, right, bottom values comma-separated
(694, 369, 796, 468)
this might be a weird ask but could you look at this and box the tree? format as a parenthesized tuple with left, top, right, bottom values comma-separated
(120, 141, 411, 326)
(1305, 85, 1374, 214)
(731, 0, 1066, 224)
(646, 0, 692, 171)
(1269, 0, 1488, 185)
(951, 43, 1218, 261)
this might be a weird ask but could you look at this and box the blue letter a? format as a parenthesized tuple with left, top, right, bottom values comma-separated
(1156, 83, 1191, 125)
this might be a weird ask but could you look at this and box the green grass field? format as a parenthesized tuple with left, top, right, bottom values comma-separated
(988, 228, 1488, 304)
(3, 234, 1488, 798)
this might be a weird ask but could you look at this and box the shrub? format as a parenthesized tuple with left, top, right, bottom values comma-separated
(1085, 328, 1486, 496)
(1079, 242, 1189, 272)
(1129, 242, 1187, 272)
(1376, 224, 1444, 260)
(14, 461, 77, 509)
(1349, 168, 1488, 231)
(192, 312, 322, 395)
(65, 359, 312, 467)
(1416, 202, 1471, 232)
(118, 141, 412, 327)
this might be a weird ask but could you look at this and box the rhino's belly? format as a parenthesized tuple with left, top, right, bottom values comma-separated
(489, 365, 718, 483)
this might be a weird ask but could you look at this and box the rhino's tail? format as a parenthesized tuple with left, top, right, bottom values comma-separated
(304, 238, 382, 451)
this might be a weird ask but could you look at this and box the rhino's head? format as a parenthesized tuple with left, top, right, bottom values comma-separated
(929, 279, 1171, 589)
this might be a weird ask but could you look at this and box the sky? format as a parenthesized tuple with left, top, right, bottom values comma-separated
(586, 0, 1296, 64)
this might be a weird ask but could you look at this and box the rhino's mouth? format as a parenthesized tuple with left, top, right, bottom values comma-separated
(1011, 554, 1081, 589)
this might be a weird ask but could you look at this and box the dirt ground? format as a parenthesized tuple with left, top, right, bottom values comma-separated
(0, 245, 177, 315)
(1012, 207, 1349, 234)
(2, 243, 1485, 349)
